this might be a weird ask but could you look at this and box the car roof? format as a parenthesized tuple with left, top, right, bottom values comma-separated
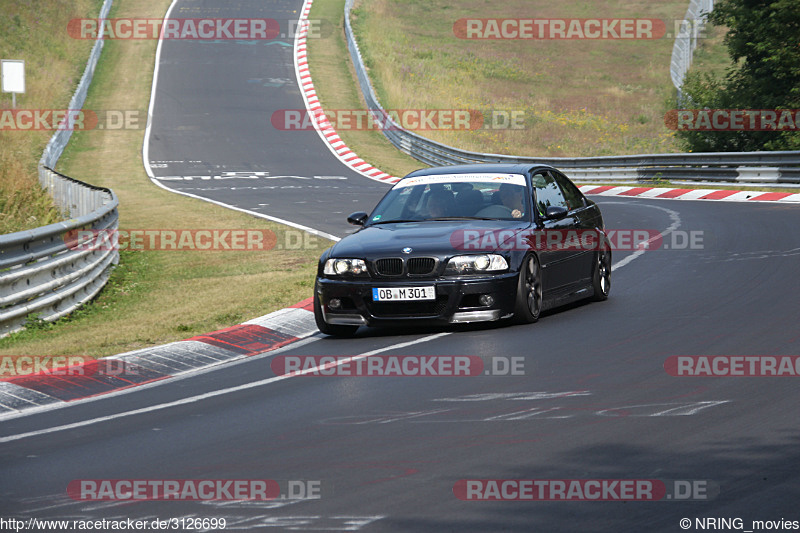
(402, 163, 556, 180)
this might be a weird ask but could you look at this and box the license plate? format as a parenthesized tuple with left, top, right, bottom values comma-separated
(372, 286, 436, 301)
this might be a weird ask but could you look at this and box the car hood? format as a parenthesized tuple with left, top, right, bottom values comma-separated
(330, 220, 531, 258)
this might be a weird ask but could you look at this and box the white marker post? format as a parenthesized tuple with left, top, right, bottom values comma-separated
(1, 59, 26, 109)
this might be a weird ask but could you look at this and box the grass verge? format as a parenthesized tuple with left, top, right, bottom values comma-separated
(0, 0, 101, 234)
(0, 0, 331, 358)
(348, 0, 689, 158)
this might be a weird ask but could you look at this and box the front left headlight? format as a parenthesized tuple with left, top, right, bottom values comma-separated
(444, 254, 508, 275)
(323, 258, 368, 276)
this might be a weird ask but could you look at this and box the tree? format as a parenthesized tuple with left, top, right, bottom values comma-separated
(677, 0, 800, 151)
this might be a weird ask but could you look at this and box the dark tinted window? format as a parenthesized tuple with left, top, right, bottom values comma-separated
(531, 171, 568, 216)
(552, 170, 585, 211)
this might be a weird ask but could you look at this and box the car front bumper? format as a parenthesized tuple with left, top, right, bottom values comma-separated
(315, 273, 519, 327)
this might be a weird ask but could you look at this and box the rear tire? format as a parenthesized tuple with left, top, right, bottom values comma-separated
(314, 289, 359, 337)
(513, 254, 542, 324)
(591, 248, 611, 301)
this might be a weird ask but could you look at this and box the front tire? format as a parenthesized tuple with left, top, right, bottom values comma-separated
(591, 248, 611, 301)
(314, 289, 359, 337)
(513, 254, 542, 324)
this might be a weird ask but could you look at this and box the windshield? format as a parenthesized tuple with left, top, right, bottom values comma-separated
(366, 173, 530, 225)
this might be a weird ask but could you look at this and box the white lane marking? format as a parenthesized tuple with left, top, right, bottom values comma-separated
(596, 401, 730, 417)
(141, 0, 342, 244)
(358, 332, 450, 356)
(220, 515, 384, 531)
(484, 407, 565, 421)
(319, 400, 730, 425)
(432, 391, 591, 402)
(141, 177, 342, 242)
(0, 333, 450, 443)
(12, 493, 382, 531)
(141, 0, 178, 182)
(154, 174, 318, 181)
(598, 201, 682, 270)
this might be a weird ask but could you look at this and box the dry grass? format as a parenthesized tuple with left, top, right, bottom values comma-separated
(350, 0, 690, 157)
(0, 0, 101, 233)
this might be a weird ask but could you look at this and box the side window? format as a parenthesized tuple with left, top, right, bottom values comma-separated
(531, 171, 568, 216)
(551, 171, 585, 211)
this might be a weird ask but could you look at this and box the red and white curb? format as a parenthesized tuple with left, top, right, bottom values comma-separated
(578, 185, 800, 203)
(0, 299, 317, 417)
(294, 0, 399, 185)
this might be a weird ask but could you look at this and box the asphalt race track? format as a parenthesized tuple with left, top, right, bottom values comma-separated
(2, 0, 800, 531)
(143, 0, 391, 237)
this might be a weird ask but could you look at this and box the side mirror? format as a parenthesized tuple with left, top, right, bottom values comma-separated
(347, 211, 369, 226)
(544, 206, 569, 220)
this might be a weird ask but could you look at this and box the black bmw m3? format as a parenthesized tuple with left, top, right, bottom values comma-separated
(314, 164, 611, 336)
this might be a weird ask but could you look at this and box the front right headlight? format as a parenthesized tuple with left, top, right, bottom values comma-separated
(323, 258, 368, 276)
(444, 254, 508, 275)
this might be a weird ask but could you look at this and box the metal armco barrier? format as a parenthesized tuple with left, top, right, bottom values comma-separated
(0, 0, 118, 337)
(343, 0, 799, 183)
(0, 168, 119, 337)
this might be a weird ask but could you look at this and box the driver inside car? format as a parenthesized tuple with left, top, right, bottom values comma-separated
(426, 190, 456, 218)
(498, 183, 525, 218)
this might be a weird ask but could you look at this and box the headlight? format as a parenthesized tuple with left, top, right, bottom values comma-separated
(444, 254, 508, 275)
(323, 258, 368, 276)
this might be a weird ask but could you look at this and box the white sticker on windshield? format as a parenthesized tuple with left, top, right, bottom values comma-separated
(393, 173, 526, 189)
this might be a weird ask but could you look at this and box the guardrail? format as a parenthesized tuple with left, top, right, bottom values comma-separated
(0, 0, 118, 337)
(0, 168, 119, 337)
(343, 0, 800, 183)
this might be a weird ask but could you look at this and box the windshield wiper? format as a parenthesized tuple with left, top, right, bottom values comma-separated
(426, 216, 497, 221)
(370, 216, 499, 225)
(369, 219, 421, 225)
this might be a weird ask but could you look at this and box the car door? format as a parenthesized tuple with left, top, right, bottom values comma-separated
(551, 169, 597, 283)
(530, 170, 577, 292)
